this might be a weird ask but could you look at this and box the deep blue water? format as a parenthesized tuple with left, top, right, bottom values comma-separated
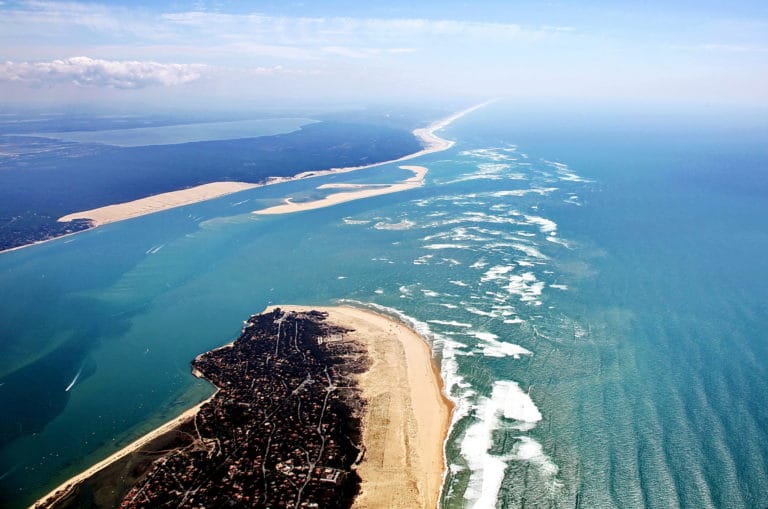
(0, 102, 766, 508)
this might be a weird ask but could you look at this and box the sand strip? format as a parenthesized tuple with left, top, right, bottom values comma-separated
(31, 101, 491, 251)
(253, 165, 426, 215)
(57, 181, 258, 227)
(270, 305, 452, 509)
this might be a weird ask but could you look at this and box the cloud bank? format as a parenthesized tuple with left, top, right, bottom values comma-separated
(0, 57, 205, 89)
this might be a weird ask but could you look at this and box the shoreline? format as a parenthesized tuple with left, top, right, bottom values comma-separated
(32, 305, 452, 508)
(1, 100, 490, 255)
(32, 388, 218, 508)
(253, 165, 427, 215)
(268, 305, 453, 508)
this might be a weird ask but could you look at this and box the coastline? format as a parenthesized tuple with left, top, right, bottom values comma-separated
(268, 305, 453, 509)
(253, 165, 427, 215)
(33, 390, 218, 509)
(1, 101, 488, 255)
(32, 305, 452, 508)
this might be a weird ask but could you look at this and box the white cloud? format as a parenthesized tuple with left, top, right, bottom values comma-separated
(0, 56, 206, 89)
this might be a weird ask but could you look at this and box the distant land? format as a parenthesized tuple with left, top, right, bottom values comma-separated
(0, 106, 448, 252)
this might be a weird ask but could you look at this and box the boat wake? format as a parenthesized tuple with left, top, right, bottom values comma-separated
(64, 367, 83, 392)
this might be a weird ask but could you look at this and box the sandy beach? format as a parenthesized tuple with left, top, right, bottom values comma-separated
(57, 181, 258, 227)
(254, 165, 427, 215)
(271, 305, 452, 509)
(33, 391, 218, 508)
(46, 101, 489, 241)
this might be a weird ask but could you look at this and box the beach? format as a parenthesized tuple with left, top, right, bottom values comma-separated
(51, 102, 488, 235)
(253, 165, 427, 215)
(56, 181, 259, 227)
(32, 305, 451, 509)
(270, 305, 452, 509)
(33, 392, 217, 508)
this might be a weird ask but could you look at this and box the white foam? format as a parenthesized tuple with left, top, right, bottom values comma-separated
(510, 243, 547, 259)
(421, 289, 441, 298)
(459, 147, 517, 162)
(546, 236, 572, 248)
(470, 258, 488, 269)
(374, 219, 415, 230)
(413, 254, 434, 265)
(523, 214, 557, 234)
(342, 217, 369, 225)
(424, 243, 470, 250)
(469, 332, 532, 359)
(507, 272, 546, 304)
(429, 320, 473, 328)
(492, 189, 531, 197)
(373, 289, 384, 294)
(461, 396, 509, 508)
(494, 381, 542, 429)
(461, 380, 546, 508)
(449, 280, 469, 287)
(558, 169, 591, 183)
(481, 265, 514, 282)
(491, 187, 558, 198)
(478, 162, 511, 172)
(465, 306, 496, 318)
(471, 331, 497, 342)
(564, 194, 582, 206)
(434, 227, 493, 243)
(509, 436, 559, 476)
(550, 284, 569, 290)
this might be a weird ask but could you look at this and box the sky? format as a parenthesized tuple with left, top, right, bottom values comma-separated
(0, 0, 766, 110)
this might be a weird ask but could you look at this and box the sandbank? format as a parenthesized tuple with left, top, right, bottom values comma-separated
(270, 305, 452, 509)
(33, 101, 491, 252)
(253, 165, 427, 215)
(57, 181, 258, 227)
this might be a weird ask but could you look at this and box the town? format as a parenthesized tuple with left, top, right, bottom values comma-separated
(119, 308, 369, 508)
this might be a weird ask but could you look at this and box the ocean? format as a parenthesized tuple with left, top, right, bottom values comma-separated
(0, 102, 766, 508)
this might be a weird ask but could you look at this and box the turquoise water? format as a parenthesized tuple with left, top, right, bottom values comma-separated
(1, 104, 766, 508)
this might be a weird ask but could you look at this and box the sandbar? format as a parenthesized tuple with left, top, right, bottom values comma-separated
(254, 165, 427, 215)
(270, 305, 452, 509)
(57, 181, 258, 227)
(47, 101, 490, 240)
